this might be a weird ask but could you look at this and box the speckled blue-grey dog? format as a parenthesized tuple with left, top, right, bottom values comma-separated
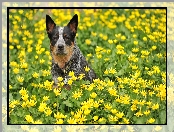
(46, 14, 96, 90)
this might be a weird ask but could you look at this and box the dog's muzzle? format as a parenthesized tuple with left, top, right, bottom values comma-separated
(55, 27, 66, 55)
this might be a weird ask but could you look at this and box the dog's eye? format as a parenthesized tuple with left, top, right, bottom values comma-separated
(65, 36, 70, 40)
(53, 36, 58, 41)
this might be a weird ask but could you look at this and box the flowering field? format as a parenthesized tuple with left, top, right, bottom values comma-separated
(9, 9, 166, 124)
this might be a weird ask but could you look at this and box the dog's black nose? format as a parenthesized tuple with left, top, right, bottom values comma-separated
(58, 44, 64, 50)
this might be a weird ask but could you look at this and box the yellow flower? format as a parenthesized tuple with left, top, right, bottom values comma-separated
(34, 120, 42, 124)
(93, 101, 99, 108)
(98, 117, 106, 123)
(44, 107, 52, 116)
(152, 103, 159, 110)
(9, 100, 20, 108)
(108, 39, 113, 44)
(18, 9, 23, 14)
(133, 89, 139, 94)
(67, 117, 77, 124)
(90, 92, 97, 98)
(156, 53, 162, 58)
(78, 73, 85, 80)
(99, 33, 103, 38)
(107, 80, 114, 87)
(116, 44, 124, 50)
(32, 72, 39, 78)
(10, 61, 18, 67)
(53, 89, 61, 96)
(133, 40, 138, 45)
(152, 66, 160, 74)
(9, 85, 13, 89)
(19, 87, 27, 96)
(108, 115, 118, 122)
(31, 95, 36, 101)
(55, 119, 64, 124)
(22, 94, 29, 101)
(25, 115, 34, 123)
(121, 35, 126, 40)
(145, 67, 149, 70)
(13, 68, 19, 74)
(21, 101, 28, 108)
(40, 59, 45, 64)
(74, 112, 81, 119)
(38, 102, 47, 112)
(84, 66, 90, 72)
(91, 32, 97, 37)
(72, 90, 83, 100)
(54, 112, 67, 119)
(35, 55, 38, 59)
(134, 111, 143, 117)
(116, 112, 124, 118)
(115, 33, 121, 38)
(152, 45, 157, 50)
(68, 71, 75, 77)
(57, 77, 63, 82)
(43, 96, 49, 101)
(102, 35, 108, 40)
(20, 62, 28, 69)
(53, 103, 57, 108)
(44, 80, 54, 90)
(84, 109, 91, 115)
(108, 88, 117, 96)
(68, 79, 73, 85)
(97, 54, 102, 59)
(104, 103, 112, 110)
(93, 116, 98, 121)
(111, 109, 118, 114)
(85, 39, 91, 45)
(71, 75, 77, 81)
(113, 39, 117, 43)
(58, 82, 64, 87)
(104, 69, 109, 74)
(143, 37, 147, 41)
(131, 104, 137, 111)
(107, 49, 111, 54)
(147, 118, 155, 124)
(132, 65, 138, 70)
(132, 48, 139, 52)
(17, 76, 24, 83)
(141, 50, 150, 56)
(42, 70, 50, 76)
(28, 99, 37, 107)
(144, 110, 150, 116)
(87, 53, 92, 57)
(133, 34, 137, 38)
(109, 67, 116, 74)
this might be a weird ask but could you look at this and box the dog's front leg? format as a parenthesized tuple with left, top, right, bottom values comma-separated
(52, 75, 59, 89)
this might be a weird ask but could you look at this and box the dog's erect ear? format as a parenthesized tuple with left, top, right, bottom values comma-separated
(46, 15, 56, 33)
(67, 14, 78, 33)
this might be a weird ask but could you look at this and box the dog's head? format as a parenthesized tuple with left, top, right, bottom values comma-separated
(46, 14, 78, 55)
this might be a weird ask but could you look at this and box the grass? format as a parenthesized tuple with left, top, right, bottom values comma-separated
(9, 8, 166, 124)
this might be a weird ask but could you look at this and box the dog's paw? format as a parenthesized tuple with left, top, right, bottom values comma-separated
(52, 84, 58, 89)
(63, 84, 71, 90)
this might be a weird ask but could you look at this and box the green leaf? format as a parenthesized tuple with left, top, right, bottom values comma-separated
(60, 90, 68, 99)
(133, 116, 145, 124)
(159, 109, 166, 124)
(126, 110, 134, 118)
(63, 100, 73, 107)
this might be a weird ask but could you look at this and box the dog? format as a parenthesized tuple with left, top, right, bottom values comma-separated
(46, 14, 96, 89)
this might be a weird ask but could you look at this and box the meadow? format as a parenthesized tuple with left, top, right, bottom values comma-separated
(9, 8, 166, 124)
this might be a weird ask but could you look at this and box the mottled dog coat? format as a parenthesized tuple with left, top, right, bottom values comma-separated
(46, 14, 96, 88)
